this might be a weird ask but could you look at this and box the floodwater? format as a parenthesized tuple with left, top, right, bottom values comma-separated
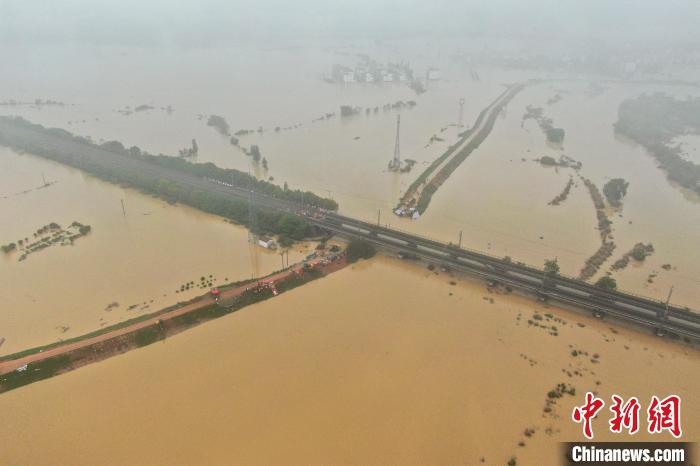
(1, 41, 699, 350)
(0, 147, 313, 356)
(2, 42, 698, 312)
(674, 134, 700, 164)
(406, 80, 700, 307)
(0, 257, 697, 465)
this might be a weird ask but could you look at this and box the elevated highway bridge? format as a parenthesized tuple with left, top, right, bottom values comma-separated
(1, 116, 698, 342)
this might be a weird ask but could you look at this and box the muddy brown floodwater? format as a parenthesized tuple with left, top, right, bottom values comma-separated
(0, 147, 314, 356)
(4, 42, 697, 308)
(1, 257, 697, 466)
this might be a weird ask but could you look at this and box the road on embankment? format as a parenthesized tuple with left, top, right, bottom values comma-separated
(396, 82, 525, 214)
(0, 258, 345, 376)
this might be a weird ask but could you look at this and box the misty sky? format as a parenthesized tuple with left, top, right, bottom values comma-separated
(1, 0, 699, 49)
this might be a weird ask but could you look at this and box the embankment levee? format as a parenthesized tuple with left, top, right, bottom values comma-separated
(397, 82, 526, 215)
(0, 116, 336, 243)
(0, 257, 348, 394)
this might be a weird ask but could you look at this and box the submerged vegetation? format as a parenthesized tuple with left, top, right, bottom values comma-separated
(543, 258, 560, 276)
(2, 221, 92, 261)
(610, 243, 655, 271)
(537, 154, 582, 169)
(206, 115, 231, 136)
(178, 138, 199, 158)
(615, 93, 700, 196)
(341, 100, 417, 118)
(523, 105, 565, 145)
(346, 239, 376, 263)
(579, 177, 616, 281)
(595, 275, 617, 291)
(548, 176, 574, 206)
(602, 178, 629, 208)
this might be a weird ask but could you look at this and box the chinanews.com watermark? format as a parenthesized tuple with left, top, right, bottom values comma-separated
(562, 393, 695, 465)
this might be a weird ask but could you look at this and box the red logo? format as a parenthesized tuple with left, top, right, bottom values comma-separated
(609, 395, 640, 435)
(647, 395, 682, 438)
(572, 393, 682, 439)
(572, 392, 605, 439)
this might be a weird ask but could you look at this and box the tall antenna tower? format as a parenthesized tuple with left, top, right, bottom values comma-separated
(247, 177, 258, 243)
(388, 114, 401, 171)
(458, 98, 465, 127)
(247, 174, 260, 278)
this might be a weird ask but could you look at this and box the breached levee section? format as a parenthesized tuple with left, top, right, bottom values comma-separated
(395, 82, 526, 217)
(0, 258, 347, 394)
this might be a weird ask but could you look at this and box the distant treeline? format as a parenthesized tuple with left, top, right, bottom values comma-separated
(0, 116, 337, 243)
(615, 93, 700, 196)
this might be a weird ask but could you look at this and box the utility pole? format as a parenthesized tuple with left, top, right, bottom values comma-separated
(458, 98, 465, 127)
(661, 285, 674, 320)
(377, 209, 381, 226)
(120, 199, 126, 216)
(280, 251, 285, 269)
(388, 115, 401, 171)
(458, 230, 462, 248)
(248, 187, 257, 242)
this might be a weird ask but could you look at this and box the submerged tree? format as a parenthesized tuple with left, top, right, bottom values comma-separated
(346, 239, 376, 263)
(249, 145, 261, 163)
(603, 178, 629, 207)
(595, 275, 617, 291)
(544, 258, 560, 276)
(207, 115, 230, 136)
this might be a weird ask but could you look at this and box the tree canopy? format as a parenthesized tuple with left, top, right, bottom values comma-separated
(603, 178, 629, 207)
(346, 239, 376, 263)
(595, 275, 617, 291)
(544, 258, 560, 276)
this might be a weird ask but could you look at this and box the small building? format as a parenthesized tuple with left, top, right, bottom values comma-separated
(426, 68, 441, 80)
(258, 236, 278, 250)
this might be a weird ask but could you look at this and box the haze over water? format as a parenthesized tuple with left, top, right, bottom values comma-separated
(2, 41, 699, 352)
(1, 1, 700, 463)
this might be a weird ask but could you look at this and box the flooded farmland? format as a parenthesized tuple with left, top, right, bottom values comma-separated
(2, 42, 699, 357)
(0, 257, 697, 465)
(0, 146, 313, 356)
(2, 2, 700, 464)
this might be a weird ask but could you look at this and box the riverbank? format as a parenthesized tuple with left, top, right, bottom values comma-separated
(0, 255, 348, 394)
